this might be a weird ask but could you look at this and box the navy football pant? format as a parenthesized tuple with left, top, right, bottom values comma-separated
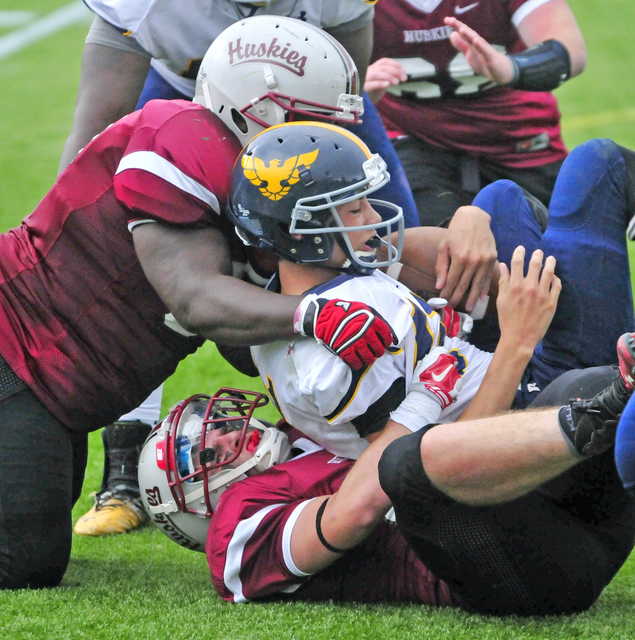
(471, 139, 633, 407)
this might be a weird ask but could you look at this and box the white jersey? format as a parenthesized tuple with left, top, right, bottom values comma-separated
(251, 271, 493, 459)
(85, 0, 374, 96)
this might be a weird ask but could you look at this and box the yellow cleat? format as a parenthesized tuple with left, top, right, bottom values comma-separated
(73, 492, 148, 536)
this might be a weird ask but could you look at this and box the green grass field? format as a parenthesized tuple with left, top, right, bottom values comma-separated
(1, 2, 634, 638)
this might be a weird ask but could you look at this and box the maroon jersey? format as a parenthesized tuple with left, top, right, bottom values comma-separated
(0, 100, 242, 430)
(207, 431, 455, 605)
(373, 0, 566, 167)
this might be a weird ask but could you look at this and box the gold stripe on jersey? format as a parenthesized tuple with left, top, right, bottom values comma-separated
(449, 348, 469, 376)
(264, 376, 290, 424)
(407, 297, 443, 365)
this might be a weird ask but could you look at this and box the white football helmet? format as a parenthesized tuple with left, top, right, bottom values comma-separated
(194, 15, 363, 144)
(138, 387, 291, 551)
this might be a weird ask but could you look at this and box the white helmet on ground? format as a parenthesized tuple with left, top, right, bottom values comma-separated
(194, 15, 363, 144)
(138, 387, 290, 551)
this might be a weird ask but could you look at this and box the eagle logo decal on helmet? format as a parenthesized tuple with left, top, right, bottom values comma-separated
(241, 149, 320, 201)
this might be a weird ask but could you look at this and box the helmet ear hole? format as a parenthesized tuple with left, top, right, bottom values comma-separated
(231, 109, 249, 134)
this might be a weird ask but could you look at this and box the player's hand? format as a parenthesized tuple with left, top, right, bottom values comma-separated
(444, 17, 515, 85)
(294, 295, 397, 370)
(440, 305, 474, 339)
(364, 57, 407, 103)
(435, 205, 498, 312)
(496, 246, 561, 353)
(410, 348, 464, 410)
(390, 347, 463, 432)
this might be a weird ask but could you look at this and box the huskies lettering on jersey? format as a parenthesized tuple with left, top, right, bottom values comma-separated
(227, 37, 307, 76)
(403, 26, 453, 43)
(241, 149, 319, 201)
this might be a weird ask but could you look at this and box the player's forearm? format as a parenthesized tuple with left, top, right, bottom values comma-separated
(134, 224, 300, 345)
(291, 422, 407, 573)
(181, 275, 300, 344)
(380, 226, 446, 294)
(458, 338, 532, 421)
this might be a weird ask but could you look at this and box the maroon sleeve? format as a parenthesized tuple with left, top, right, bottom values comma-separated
(207, 452, 352, 602)
(113, 100, 241, 228)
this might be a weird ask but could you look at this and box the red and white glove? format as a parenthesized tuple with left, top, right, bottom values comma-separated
(294, 294, 397, 370)
(390, 347, 464, 432)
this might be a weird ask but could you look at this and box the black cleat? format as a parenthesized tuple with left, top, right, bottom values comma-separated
(559, 333, 635, 457)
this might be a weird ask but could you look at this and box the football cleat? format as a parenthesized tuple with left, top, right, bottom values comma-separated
(559, 332, 635, 457)
(73, 490, 148, 536)
(74, 419, 153, 536)
(617, 332, 635, 390)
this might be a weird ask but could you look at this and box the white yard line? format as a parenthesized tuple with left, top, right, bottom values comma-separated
(0, 3, 89, 60)
(0, 11, 36, 27)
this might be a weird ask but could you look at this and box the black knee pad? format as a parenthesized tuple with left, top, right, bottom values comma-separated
(378, 426, 435, 503)
(530, 365, 617, 408)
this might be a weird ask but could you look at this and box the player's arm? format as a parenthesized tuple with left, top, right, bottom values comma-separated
(290, 421, 408, 574)
(444, 0, 586, 91)
(514, 0, 587, 78)
(133, 222, 395, 368)
(133, 223, 299, 344)
(458, 246, 561, 420)
(59, 18, 150, 171)
(444, 0, 586, 89)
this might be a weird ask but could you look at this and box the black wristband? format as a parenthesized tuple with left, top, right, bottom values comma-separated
(315, 498, 347, 554)
(508, 39, 571, 91)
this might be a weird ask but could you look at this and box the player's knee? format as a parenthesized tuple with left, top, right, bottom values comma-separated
(0, 528, 70, 589)
(378, 428, 430, 503)
(472, 179, 524, 215)
(569, 138, 619, 166)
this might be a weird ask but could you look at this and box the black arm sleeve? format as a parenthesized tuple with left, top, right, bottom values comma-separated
(508, 39, 571, 91)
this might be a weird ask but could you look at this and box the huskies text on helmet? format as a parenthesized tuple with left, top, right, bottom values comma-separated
(193, 15, 363, 144)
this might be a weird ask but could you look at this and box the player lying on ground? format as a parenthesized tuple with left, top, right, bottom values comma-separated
(138, 338, 635, 615)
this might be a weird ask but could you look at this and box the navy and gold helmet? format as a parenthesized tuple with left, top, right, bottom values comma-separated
(227, 121, 404, 274)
